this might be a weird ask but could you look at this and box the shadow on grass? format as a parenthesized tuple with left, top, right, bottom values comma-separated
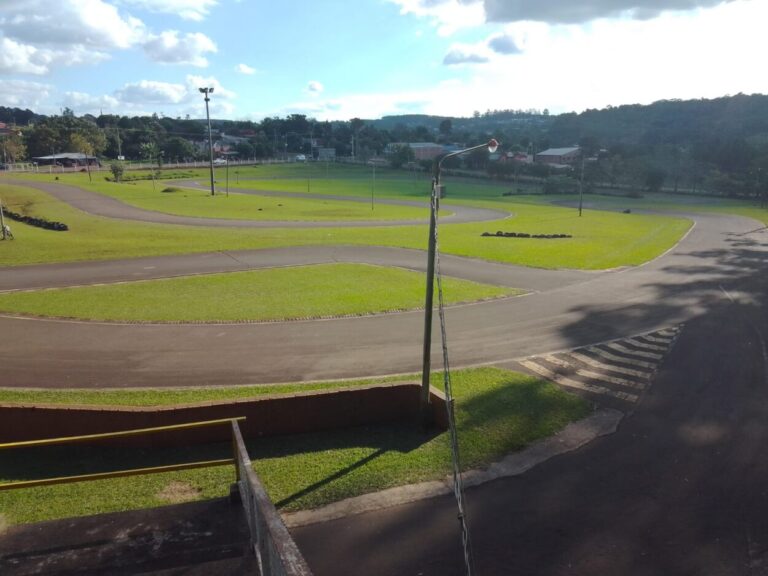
(0, 443, 233, 483)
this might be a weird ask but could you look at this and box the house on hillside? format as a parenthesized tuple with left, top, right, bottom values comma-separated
(385, 142, 445, 161)
(316, 147, 336, 161)
(490, 151, 533, 164)
(535, 147, 581, 167)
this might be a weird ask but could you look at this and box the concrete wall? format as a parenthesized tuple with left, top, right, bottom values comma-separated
(0, 383, 448, 447)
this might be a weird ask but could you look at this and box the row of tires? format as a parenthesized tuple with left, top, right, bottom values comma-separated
(2, 207, 69, 231)
(482, 231, 572, 239)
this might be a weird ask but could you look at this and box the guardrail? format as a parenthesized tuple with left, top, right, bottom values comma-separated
(0, 418, 244, 491)
(0, 418, 314, 575)
(232, 421, 313, 576)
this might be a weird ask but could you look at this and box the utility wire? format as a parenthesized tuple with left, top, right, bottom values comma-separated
(431, 181, 475, 576)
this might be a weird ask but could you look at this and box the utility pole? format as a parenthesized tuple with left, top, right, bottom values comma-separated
(371, 163, 376, 210)
(420, 139, 499, 422)
(199, 87, 216, 196)
(578, 154, 585, 217)
(0, 198, 6, 240)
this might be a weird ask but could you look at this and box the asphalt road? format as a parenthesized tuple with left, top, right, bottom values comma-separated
(293, 302, 768, 575)
(1, 190, 764, 388)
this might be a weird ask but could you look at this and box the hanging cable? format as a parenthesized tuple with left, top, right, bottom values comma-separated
(431, 184, 475, 576)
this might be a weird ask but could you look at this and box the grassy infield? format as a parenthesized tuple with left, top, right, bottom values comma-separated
(0, 264, 519, 322)
(1, 164, 747, 527)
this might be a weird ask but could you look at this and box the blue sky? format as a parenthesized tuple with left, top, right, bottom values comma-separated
(1, 0, 767, 121)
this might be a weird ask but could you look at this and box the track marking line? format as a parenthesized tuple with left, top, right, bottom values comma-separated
(605, 342, 664, 360)
(638, 334, 674, 345)
(519, 360, 639, 402)
(542, 355, 646, 390)
(570, 352, 652, 379)
(623, 338, 668, 352)
(585, 346, 657, 370)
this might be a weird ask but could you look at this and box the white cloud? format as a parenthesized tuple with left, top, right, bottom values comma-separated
(483, 0, 740, 24)
(307, 81, 324, 94)
(388, 0, 485, 35)
(62, 91, 121, 111)
(284, 2, 768, 120)
(0, 0, 146, 50)
(185, 75, 235, 100)
(390, 0, 742, 32)
(488, 34, 521, 54)
(121, 0, 219, 21)
(282, 87, 446, 121)
(143, 31, 216, 67)
(58, 74, 236, 117)
(443, 46, 490, 65)
(0, 37, 109, 75)
(0, 38, 48, 75)
(115, 80, 188, 105)
(0, 0, 218, 75)
(236, 63, 256, 75)
(0, 80, 53, 109)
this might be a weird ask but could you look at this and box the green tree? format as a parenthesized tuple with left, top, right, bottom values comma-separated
(389, 144, 415, 168)
(644, 167, 666, 192)
(25, 124, 59, 158)
(164, 137, 195, 162)
(109, 162, 125, 182)
(67, 133, 94, 156)
(2, 131, 26, 163)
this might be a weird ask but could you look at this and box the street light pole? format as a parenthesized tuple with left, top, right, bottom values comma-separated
(199, 87, 216, 196)
(420, 139, 499, 420)
(578, 154, 585, 217)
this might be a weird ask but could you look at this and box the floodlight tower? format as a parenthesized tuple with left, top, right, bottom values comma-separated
(420, 139, 499, 418)
(199, 87, 216, 196)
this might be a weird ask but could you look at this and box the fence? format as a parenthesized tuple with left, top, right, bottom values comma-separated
(0, 158, 294, 174)
(232, 421, 313, 576)
(0, 418, 313, 576)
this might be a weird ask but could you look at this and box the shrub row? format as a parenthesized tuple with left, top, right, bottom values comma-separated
(105, 171, 196, 182)
(2, 206, 69, 231)
(482, 231, 571, 239)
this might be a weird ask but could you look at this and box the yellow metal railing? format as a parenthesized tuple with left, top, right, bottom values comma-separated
(0, 417, 246, 492)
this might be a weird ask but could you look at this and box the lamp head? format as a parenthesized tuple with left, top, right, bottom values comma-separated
(487, 139, 499, 154)
(198, 87, 205, 93)
(209, 87, 214, 94)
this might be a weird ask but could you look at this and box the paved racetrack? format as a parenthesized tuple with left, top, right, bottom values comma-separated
(2, 178, 766, 389)
(7, 178, 508, 228)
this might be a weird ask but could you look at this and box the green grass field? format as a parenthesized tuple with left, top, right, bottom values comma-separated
(0, 375, 416, 406)
(0, 367, 591, 524)
(0, 264, 519, 322)
(81, 179, 437, 222)
(0, 176, 690, 270)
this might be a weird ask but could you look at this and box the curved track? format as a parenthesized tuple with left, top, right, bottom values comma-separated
(7, 178, 507, 228)
(2, 178, 766, 389)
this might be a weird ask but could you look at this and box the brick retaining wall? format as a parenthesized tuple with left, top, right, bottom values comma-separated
(0, 383, 448, 447)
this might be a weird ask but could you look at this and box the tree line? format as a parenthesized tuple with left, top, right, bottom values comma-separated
(5, 93, 768, 198)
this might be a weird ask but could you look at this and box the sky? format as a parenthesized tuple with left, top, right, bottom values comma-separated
(1, 0, 767, 122)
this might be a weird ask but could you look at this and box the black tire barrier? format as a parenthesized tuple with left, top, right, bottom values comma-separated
(481, 231, 572, 239)
(2, 206, 69, 231)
